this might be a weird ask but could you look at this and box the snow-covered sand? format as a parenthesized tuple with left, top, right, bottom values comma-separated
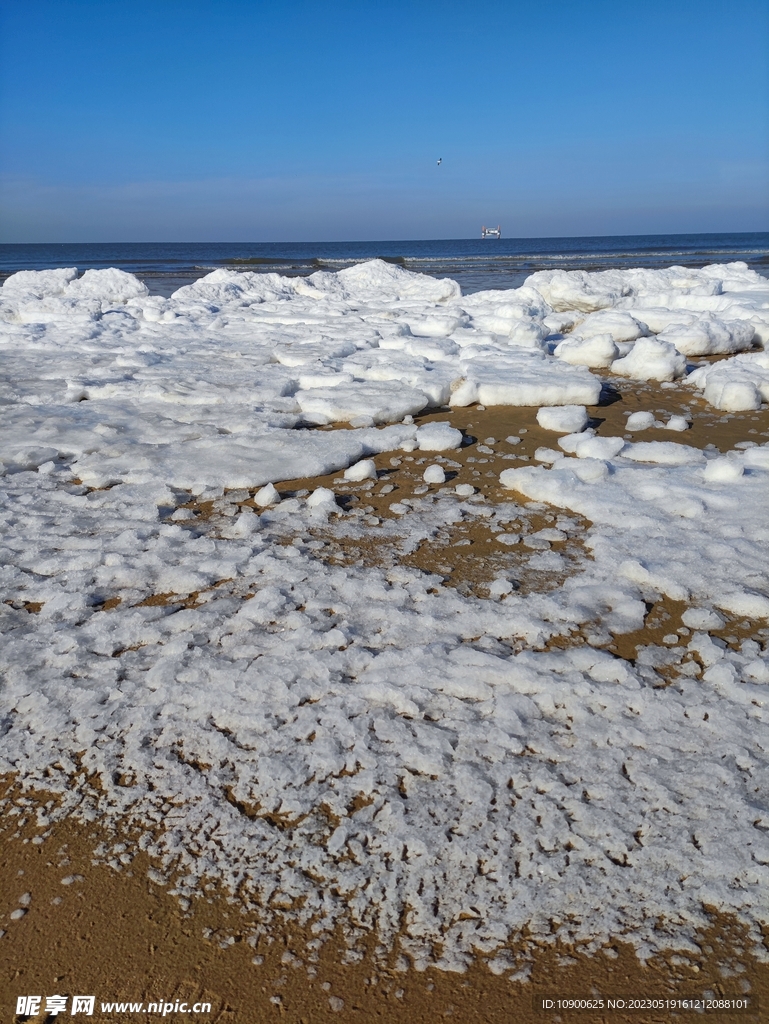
(1, 259, 768, 973)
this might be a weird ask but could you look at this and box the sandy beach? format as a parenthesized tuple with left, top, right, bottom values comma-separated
(2, 258, 769, 1021)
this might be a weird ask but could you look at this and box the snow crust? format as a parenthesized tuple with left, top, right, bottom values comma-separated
(1, 258, 769, 968)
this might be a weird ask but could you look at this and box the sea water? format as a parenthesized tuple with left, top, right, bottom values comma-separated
(1, 232, 766, 296)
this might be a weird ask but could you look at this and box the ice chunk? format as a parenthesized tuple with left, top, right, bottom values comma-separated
(415, 421, 463, 451)
(703, 458, 744, 483)
(526, 264, 733, 313)
(743, 445, 769, 470)
(622, 442, 705, 466)
(455, 483, 475, 497)
(657, 314, 755, 356)
(10, 446, 60, 470)
(344, 459, 377, 481)
(611, 338, 686, 382)
(534, 447, 565, 464)
(663, 415, 689, 432)
(488, 578, 514, 597)
(296, 381, 429, 425)
(558, 428, 595, 453)
(451, 351, 601, 407)
(67, 268, 149, 303)
(554, 334, 619, 368)
(2, 267, 78, 298)
(536, 405, 589, 433)
(332, 259, 461, 303)
(625, 411, 656, 431)
(703, 381, 762, 412)
(715, 592, 769, 620)
(298, 371, 354, 390)
(525, 269, 624, 312)
(574, 435, 626, 460)
(682, 351, 769, 411)
(423, 464, 446, 484)
(570, 310, 649, 343)
(306, 487, 337, 509)
(681, 607, 725, 630)
(404, 314, 466, 338)
(254, 483, 280, 507)
(570, 458, 610, 483)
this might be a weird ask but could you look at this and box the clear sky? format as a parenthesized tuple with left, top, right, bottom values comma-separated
(1, 0, 768, 241)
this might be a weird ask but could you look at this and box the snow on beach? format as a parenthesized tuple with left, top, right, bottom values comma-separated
(1, 259, 768, 971)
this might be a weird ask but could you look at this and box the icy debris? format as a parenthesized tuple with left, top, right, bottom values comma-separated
(705, 381, 762, 412)
(703, 458, 744, 483)
(344, 459, 377, 482)
(254, 483, 281, 507)
(536, 405, 589, 433)
(306, 487, 337, 509)
(573, 435, 626, 460)
(625, 411, 656, 431)
(715, 592, 769, 620)
(296, 381, 430, 426)
(663, 415, 690, 432)
(686, 351, 769, 411)
(2, 266, 79, 297)
(554, 333, 619, 368)
(423, 464, 446, 484)
(657, 313, 755, 356)
(622, 442, 705, 466)
(534, 448, 564, 465)
(570, 309, 649, 343)
(611, 337, 687, 382)
(488, 578, 514, 597)
(682, 607, 725, 631)
(415, 421, 463, 451)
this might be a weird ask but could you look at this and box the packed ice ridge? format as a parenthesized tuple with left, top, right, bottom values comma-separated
(1, 259, 768, 970)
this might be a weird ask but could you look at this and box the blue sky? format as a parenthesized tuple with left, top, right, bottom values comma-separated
(1, 0, 767, 241)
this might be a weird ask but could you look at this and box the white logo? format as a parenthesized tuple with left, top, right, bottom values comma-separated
(71, 996, 96, 1015)
(16, 996, 41, 1016)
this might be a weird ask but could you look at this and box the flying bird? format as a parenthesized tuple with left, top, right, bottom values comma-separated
(437, 158, 442, 165)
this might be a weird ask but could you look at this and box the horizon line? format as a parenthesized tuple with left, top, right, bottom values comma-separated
(2, 230, 768, 247)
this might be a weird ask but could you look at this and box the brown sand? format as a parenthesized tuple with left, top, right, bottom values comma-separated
(3, 376, 769, 1021)
(1, 783, 766, 1024)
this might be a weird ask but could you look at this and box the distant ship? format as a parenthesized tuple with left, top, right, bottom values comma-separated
(481, 225, 501, 238)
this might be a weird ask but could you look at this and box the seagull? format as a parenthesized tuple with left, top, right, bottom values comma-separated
(437, 158, 442, 165)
